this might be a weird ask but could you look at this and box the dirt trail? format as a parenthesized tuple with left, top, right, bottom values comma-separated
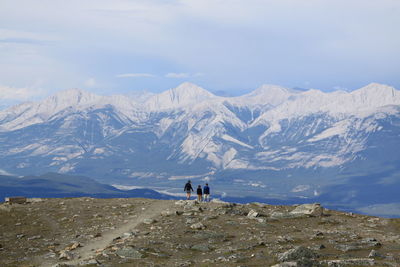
(40, 200, 174, 267)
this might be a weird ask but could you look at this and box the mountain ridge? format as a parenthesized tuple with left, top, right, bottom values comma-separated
(0, 82, 399, 214)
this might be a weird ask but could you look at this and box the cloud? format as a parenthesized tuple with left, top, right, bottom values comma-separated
(165, 72, 189, 78)
(0, 85, 46, 101)
(0, 0, 399, 92)
(116, 73, 155, 78)
(165, 72, 204, 78)
(291, 185, 311, 192)
(84, 78, 97, 87)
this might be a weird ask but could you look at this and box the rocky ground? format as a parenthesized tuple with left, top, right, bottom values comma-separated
(0, 197, 400, 267)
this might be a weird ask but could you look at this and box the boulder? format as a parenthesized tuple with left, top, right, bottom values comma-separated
(278, 246, 318, 262)
(191, 244, 211, 252)
(247, 209, 259, 218)
(5, 196, 27, 204)
(116, 247, 143, 259)
(290, 203, 324, 217)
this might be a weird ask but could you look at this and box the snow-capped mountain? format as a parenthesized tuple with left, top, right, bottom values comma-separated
(0, 82, 399, 205)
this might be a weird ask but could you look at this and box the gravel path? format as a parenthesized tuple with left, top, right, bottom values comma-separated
(40, 200, 174, 267)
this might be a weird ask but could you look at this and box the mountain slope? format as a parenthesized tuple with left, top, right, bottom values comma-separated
(0, 82, 399, 207)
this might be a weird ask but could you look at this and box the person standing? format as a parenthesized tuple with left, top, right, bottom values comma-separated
(203, 183, 210, 202)
(197, 185, 203, 202)
(184, 180, 194, 200)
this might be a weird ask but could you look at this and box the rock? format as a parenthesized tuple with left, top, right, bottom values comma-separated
(320, 258, 375, 266)
(78, 258, 100, 266)
(184, 205, 202, 212)
(59, 250, 74, 260)
(368, 249, 383, 258)
(143, 218, 157, 224)
(335, 238, 381, 252)
(247, 209, 259, 218)
(27, 235, 41, 240)
(185, 218, 197, 224)
(94, 232, 102, 238)
(161, 210, 174, 216)
(256, 218, 266, 223)
(5, 196, 27, 204)
(16, 234, 25, 239)
(190, 222, 206, 230)
(68, 242, 82, 250)
(203, 215, 218, 220)
(278, 246, 318, 262)
(116, 247, 143, 259)
(270, 212, 300, 219)
(193, 231, 226, 240)
(271, 262, 299, 267)
(174, 200, 187, 206)
(191, 244, 211, 252)
(210, 198, 229, 204)
(123, 232, 134, 238)
(290, 203, 324, 216)
(44, 252, 57, 259)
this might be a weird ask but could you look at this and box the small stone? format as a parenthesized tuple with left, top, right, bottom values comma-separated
(190, 222, 206, 230)
(161, 210, 174, 216)
(271, 262, 298, 267)
(123, 232, 133, 237)
(78, 259, 100, 266)
(94, 233, 102, 238)
(44, 252, 57, 259)
(368, 249, 382, 258)
(28, 235, 41, 240)
(143, 218, 157, 224)
(59, 250, 74, 260)
(69, 242, 81, 250)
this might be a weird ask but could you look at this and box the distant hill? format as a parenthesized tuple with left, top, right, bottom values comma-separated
(0, 173, 176, 201)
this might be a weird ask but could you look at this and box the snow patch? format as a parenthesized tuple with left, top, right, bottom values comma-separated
(221, 134, 253, 149)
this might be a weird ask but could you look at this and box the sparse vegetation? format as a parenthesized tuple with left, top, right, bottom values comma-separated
(0, 198, 399, 266)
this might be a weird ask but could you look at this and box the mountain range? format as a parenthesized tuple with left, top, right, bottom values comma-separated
(0, 82, 399, 216)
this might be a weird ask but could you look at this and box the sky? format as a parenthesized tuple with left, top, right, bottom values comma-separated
(1, 0, 400, 102)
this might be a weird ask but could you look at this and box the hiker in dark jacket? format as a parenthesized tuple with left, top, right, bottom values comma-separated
(197, 185, 203, 202)
(203, 183, 210, 202)
(184, 180, 194, 200)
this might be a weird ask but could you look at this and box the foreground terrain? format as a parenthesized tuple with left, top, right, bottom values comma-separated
(0, 197, 399, 267)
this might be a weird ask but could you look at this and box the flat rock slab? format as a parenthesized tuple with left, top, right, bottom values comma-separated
(116, 247, 143, 259)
